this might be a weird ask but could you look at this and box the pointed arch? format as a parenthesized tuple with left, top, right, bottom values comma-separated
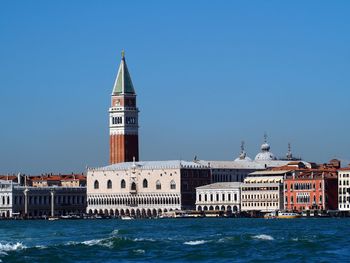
(143, 179, 148, 188)
(121, 179, 126, 189)
(107, 180, 112, 189)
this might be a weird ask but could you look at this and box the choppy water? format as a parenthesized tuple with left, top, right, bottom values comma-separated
(0, 218, 349, 262)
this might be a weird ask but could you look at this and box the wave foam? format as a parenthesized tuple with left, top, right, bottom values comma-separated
(0, 242, 26, 256)
(184, 240, 207, 245)
(252, 234, 274, 241)
(134, 238, 156, 242)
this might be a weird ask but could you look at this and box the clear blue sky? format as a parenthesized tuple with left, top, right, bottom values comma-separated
(1, 1, 349, 174)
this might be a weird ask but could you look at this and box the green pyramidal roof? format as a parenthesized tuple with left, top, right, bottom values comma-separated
(112, 53, 135, 95)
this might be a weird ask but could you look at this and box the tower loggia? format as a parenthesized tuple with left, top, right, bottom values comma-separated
(109, 51, 139, 164)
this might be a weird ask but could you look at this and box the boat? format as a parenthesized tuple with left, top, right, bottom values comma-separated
(277, 211, 301, 219)
(264, 211, 301, 219)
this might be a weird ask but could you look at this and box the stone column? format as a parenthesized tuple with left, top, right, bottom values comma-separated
(50, 190, 55, 217)
(23, 188, 29, 218)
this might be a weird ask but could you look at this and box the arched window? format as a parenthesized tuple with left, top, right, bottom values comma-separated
(121, 179, 126, 189)
(156, 180, 161, 190)
(107, 180, 112, 189)
(170, 180, 176, 190)
(94, 180, 99, 189)
(131, 182, 136, 191)
(143, 179, 148, 188)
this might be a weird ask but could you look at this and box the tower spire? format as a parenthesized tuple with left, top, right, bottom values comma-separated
(109, 51, 139, 164)
(112, 50, 135, 95)
(286, 142, 293, 160)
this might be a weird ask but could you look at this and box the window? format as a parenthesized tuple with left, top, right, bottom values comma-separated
(94, 180, 99, 189)
(170, 180, 176, 190)
(131, 182, 136, 191)
(199, 194, 202, 201)
(143, 179, 148, 188)
(107, 180, 112, 189)
(156, 180, 161, 190)
(121, 179, 126, 189)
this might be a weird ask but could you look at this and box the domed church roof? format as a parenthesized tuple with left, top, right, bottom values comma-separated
(254, 134, 277, 161)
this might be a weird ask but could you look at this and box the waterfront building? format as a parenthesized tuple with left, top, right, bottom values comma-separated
(240, 170, 287, 213)
(109, 51, 139, 164)
(284, 169, 338, 212)
(195, 182, 241, 213)
(0, 180, 86, 218)
(86, 160, 211, 217)
(337, 167, 350, 211)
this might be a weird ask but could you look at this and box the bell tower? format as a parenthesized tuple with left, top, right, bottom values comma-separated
(109, 51, 139, 164)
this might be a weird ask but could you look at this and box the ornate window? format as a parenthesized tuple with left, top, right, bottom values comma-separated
(121, 179, 126, 189)
(131, 182, 136, 191)
(143, 179, 148, 188)
(156, 180, 161, 190)
(94, 180, 99, 189)
(170, 180, 176, 190)
(107, 180, 112, 189)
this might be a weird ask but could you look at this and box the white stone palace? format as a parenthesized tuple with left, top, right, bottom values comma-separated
(86, 160, 211, 217)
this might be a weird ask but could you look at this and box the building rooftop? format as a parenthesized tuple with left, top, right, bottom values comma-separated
(249, 170, 292, 176)
(197, 160, 266, 169)
(91, 160, 210, 171)
(196, 182, 242, 190)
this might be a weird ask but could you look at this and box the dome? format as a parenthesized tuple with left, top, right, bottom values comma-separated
(261, 143, 270, 151)
(254, 152, 276, 161)
(254, 134, 277, 161)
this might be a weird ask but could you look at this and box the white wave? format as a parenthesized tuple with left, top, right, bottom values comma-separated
(134, 238, 156, 242)
(184, 240, 207, 245)
(252, 234, 274, 241)
(66, 238, 113, 248)
(35, 245, 47, 249)
(0, 242, 26, 256)
(292, 238, 298, 241)
(133, 249, 145, 254)
(0, 242, 27, 252)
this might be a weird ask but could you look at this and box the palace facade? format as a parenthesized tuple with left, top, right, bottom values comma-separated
(86, 161, 211, 217)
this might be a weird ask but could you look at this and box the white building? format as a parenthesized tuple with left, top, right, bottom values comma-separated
(195, 182, 241, 213)
(0, 180, 86, 218)
(86, 160, 211, 217)
(240, 171, 286, 213)
(338, 168, 350, 211)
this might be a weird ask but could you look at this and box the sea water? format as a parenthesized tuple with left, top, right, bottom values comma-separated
(0, 218, 348, 262)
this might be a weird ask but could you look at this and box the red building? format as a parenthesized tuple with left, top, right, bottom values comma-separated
(284, 169, 338, 212)
(109, 51, 139, 164)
